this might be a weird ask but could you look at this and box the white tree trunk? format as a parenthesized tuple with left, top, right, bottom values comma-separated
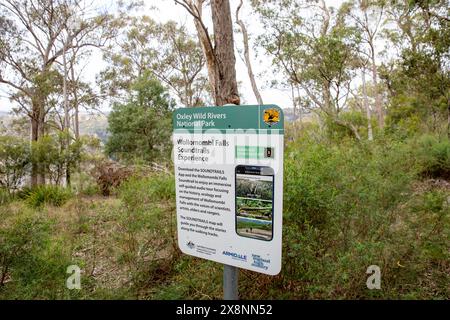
(236, 0, 263, 105)
(362, 69, 373, 141)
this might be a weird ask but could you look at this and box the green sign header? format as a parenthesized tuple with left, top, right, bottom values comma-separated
(173, 105, 284, 132)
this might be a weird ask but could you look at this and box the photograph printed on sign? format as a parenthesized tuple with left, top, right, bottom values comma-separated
(235, 165, 274, 241)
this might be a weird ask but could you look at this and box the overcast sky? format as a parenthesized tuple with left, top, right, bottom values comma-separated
(0, 0, 346, 113)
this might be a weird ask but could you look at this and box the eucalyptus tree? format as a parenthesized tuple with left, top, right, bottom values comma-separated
(347, 0, 386, 129)
(381, 0, 450, 134)
(174, 0, 240, 106)
(236, 0, 263, 105)
(0, 0, 115, 185)
(252, 0, 362, 139)
(99, 16, 210, 107)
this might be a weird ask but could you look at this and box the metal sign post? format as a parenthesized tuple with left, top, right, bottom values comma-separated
(222, 103, 239, 301)
(224, 264, 239, 300)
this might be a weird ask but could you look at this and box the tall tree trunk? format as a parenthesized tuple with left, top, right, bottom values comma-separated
(63, 44, 71, 187)
(178, 0, 239, 105)
(190, 0, 217, 101)
(74, 102, 79, 139)
(290, 82, 296, 118)
(70, 56, 80, 139)
(296, 85, 302, 124)
(236, 0, 263, 105)
(323, 82, 332, 113)
(30, 103, 39, 187)
(63, 46, 69, 133)
(31, 96, 46, 186)
(211, 0, 240, 105)
(370, 52, 384, 129)
(362, 69, 373, 141)
(37, 97, 46, 185)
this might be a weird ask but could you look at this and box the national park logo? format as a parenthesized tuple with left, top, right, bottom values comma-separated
(263, 108, 280, 125)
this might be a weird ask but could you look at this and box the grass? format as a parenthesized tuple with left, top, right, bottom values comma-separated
(25, 185, 73, 209)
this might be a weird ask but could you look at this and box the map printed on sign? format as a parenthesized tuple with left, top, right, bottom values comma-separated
(173, 105, 284, 275)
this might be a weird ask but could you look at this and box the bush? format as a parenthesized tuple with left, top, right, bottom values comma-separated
(280, 137, 419, 298)
(0, 211, 50, 287)
(0, 207, 75, 299)
(416, 135, 450, 179)
(25, 185, 72, 208)
(94, 161, 132, 196)
(325, 111, 368, 141)
(119, 173, 175, 204)
(81, 184, 101, 197)
(71, 171, 101, 196)
(0, 188, 12, 205)
(115, 174, 176, 290)
(0, 136, 31, 192)
(31, 133, 83, 185)
(16, 186, 33, 200)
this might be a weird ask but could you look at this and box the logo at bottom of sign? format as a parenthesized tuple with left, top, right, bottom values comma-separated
(251, 254, 270, 270)
(222, 250, 247, 262)
(186, 241, 195, 249)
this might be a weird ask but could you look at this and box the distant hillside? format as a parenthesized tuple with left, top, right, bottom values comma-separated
(283, 108, 315, 123)
(0, 112, 109, 142)
(78, 113, 109, 143)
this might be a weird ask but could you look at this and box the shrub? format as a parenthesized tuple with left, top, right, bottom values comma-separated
(71, 171, 101, 196)
(0, 136, 31, 192)
(16, 186, 33, 200)
(94, 161, 133, 196)
(0, 211, 50, 287)
(115, 174, 176, 290)
(281, 137, 418, 298)
(0, 207, 75, 299)
(416, 135, 450, 179)
(31, 134, 83, 185)
(25, 185, 72, 208)
(325, 111, 368, 141)
(0, 188, 12, 205)
(81, 184, 101, 197)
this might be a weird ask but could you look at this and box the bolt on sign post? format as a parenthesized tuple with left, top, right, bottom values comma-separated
(173, 105, 284, 297)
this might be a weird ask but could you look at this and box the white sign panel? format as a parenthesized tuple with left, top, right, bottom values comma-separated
(173, 105, 284, 275)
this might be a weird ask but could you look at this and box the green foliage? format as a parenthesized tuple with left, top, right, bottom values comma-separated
(253, 0, 360, 122)
(416, 135, 450, 178)
(106, 72, 173, 163)
(72, 171, 101, 197)
(114, 173, 176, 289)
(285, 138, 415, 227)
(99, 16, 210, 106)
(0, 188, 12, 205)
(0, 206, 76, 299)
(31, 133, 83, 185)
(280, 136, 423, 298)
(381, 1, 450, 134)
(80, 183, 101, 197)
(16, 186, 33, 200)
(0, 209, 49, 287)
(0, 136, 31, 191)
(325, 110, 369, 141)
(25, 185, 73, 209)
